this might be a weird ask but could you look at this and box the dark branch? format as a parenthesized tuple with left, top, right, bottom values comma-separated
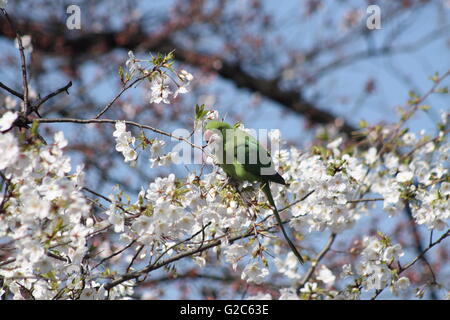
(0, 81, 24, 100)
(33, 81, 73, 115)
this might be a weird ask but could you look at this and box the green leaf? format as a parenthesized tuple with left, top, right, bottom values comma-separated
(358, 119, 368, 128)
(377, 231, 391, 247)
(418, 105, 431, 111)
(435, 86, 448, 94)
(195, 104, 208, 120)
(137, 131, 150, 150)
(408, 91, 418, 99)
(429, 72, 439, 83)
(407, 91, 420, 104)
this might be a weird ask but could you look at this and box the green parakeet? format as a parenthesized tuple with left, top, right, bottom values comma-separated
(204, 120, 304, 264)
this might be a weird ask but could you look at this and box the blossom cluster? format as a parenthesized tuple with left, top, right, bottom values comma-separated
(362, 113, 449, 230)
(124, 51, 193, 104)
(113, 121, 137, 163)
(149, 139, 180, 168)
(355, 236, 410, 295)
(284, 151, 362, 233)
(0, 122, 134, 299)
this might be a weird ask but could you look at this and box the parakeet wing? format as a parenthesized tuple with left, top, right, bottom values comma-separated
(224, 129, 284, 184)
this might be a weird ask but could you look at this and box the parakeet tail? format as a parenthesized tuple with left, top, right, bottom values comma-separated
(262, 182, 304, 265)
(268, 172, 286, 185)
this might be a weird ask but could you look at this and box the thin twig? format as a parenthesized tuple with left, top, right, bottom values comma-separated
(400, 229, 450, 272)
(403, 201, 438, 299)
(82, 187, 112, 203)
(278, 189, 315, 212)
(0, 81, 24, 100)
(126, 245, 144, 273)
(32, 81, 72, 115)
(92, 240, 136, 270)
(148, 222, 212, 270)
(94, 75, 148, 119)
(401, 128, 450, 160)
(297, 233, 337, 293)
(347, 197, 384, 203)
(2, 10, 30, 114)
(379, 69, 450, 157)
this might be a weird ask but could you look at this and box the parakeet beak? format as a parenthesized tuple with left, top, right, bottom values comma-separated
(204, 129, 214, 143)
(204, 128, 223, 147)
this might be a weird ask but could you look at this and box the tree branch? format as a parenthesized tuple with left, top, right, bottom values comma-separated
(31, 117, 203, 150)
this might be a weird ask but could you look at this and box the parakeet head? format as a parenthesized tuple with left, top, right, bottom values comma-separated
(204, 121, 232, 143)
(204, 120, 232, 131)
